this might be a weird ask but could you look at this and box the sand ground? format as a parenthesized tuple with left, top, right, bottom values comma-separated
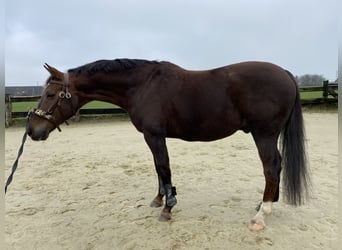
(5, 112, 338, 249)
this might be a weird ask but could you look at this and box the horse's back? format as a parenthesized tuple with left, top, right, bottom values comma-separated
(131, 61, 297, 140)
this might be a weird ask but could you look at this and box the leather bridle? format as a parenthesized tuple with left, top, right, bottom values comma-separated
(29, 73, 75, 132)
(6, 73, 75, 193)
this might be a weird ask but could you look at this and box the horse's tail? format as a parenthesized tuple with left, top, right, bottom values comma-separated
(281, 70, 311, 206)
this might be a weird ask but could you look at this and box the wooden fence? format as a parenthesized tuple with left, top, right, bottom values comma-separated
(5, 95, 126, 127)
(299, 80, 338, 105)
(5, 81, 338, 127)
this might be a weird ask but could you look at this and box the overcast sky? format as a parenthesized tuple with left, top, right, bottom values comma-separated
(5, 0, 337, 86)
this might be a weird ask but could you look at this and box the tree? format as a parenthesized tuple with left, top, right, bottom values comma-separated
(297, 74, 327, 87)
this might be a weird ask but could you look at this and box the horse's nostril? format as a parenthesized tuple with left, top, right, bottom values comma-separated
(27, 128, 32, 136)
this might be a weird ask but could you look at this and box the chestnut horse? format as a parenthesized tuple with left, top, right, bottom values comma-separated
(27, 59, 310, 231)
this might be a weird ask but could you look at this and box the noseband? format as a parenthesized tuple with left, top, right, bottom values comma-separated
(30, 73, 74, 132)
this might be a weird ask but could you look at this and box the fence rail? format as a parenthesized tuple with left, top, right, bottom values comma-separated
(5, 94, 126, 127)
(5, 81, 338, 127)
(299, 80, 338, 105)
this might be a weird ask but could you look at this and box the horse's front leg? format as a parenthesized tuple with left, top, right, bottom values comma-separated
(144, 133, 177, 221)
(150, 176, 165, 207)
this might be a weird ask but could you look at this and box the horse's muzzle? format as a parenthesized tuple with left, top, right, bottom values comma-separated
(27, 125, 50, 141)
(26, 109, 61, 141)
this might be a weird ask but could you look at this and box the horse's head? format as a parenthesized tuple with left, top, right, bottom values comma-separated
(27, 64, 78, 140)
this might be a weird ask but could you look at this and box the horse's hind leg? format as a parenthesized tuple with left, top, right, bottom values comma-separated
(249, 133, 281, 231)
(144, 133, 177, 221)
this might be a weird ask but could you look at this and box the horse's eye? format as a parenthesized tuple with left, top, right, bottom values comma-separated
(46, 92, 55, 98)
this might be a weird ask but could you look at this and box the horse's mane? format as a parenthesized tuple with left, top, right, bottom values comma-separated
(68, 58, 160, 76)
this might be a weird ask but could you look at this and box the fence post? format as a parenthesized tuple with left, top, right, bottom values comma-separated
(74, 109, 80, 122)
(323, 80, 329, 101)
(5, 94, 12, 127)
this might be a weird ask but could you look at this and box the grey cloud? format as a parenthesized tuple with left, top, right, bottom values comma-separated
(5, 0, 338, 85)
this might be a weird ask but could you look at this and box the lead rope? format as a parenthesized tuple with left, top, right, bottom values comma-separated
(5, 114, 30, 194)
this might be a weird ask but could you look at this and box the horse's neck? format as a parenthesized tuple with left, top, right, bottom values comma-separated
(71, 73, 139, 110)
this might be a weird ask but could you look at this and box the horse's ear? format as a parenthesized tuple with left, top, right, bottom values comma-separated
(44, 63, 64, 80)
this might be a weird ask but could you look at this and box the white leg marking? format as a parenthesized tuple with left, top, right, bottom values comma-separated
(248, 201, 272, 231)
(261, 201, 272, 215)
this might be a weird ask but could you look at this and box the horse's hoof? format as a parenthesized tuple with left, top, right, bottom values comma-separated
(150, 199, 163, 208)
(248, 220, 265, 231)
(158, 211, 172, 221)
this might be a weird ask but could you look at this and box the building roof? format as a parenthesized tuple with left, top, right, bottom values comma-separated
(5, 86, 43, 96)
